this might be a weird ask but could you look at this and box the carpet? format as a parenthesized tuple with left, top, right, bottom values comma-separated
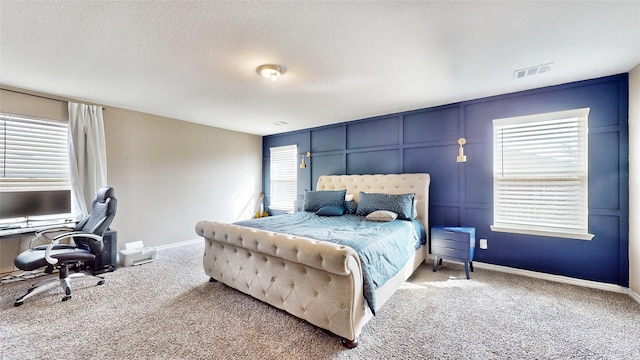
(1, 242, 639, 359)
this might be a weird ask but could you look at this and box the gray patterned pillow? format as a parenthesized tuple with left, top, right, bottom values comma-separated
(356, 191, 415, 220)
(303, 190, 347, 212)
(344, 200, 358, 214)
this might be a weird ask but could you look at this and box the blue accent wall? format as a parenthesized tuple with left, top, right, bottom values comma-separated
(263, 74, 629, 287)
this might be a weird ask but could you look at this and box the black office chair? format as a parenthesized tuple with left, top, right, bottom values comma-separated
(13, 187, 117, 306)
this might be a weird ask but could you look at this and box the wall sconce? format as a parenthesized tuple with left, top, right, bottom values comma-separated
(456, 138, 467, 163)
(300, 152, 311, 168)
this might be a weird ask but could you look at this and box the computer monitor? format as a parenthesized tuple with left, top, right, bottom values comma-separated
(0, 190, 71, 220)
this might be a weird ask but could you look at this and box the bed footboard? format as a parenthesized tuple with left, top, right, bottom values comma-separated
(196, 220, 369, 342)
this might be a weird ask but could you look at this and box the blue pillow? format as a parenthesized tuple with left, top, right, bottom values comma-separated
(356, 191, 415, 220)
(344, 200, 357, 214)
(303, 189, 347, 212)
(316, 205, 346, 216)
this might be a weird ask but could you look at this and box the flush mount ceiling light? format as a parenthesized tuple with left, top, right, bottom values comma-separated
(257, 64, 283, 81)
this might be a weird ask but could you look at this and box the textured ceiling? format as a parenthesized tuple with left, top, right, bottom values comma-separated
(1, 1, 639, 136)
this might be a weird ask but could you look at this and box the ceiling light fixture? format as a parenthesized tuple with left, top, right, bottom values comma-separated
(257, 64, 283, 81)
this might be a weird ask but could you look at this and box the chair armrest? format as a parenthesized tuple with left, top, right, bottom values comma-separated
(35, 226, 76, 237)
(52, 231, 103, 243)
(31, 226, 76, 247)
(44, 232, 103, 265)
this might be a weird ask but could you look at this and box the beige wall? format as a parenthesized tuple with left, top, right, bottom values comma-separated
(0, 87, 262, 273)
(104, 107, 262, 248)
(630, 64, 640, 297)
(0, 88, 67, 121)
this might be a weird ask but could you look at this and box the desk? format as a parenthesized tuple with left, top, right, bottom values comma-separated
(0, 224, 75, 239)
(0, 225, 74, 277)
(0, 227, 117, 275)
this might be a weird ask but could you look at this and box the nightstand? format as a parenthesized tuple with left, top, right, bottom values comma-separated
(431, 226, 475, 279)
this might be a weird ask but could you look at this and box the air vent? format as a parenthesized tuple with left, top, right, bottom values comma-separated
(514, 63, 553, 79)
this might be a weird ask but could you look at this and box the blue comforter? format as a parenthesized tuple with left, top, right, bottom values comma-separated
(234, 212, 425, 315)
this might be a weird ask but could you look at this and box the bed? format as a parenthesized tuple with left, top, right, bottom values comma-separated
(195, 173, 430, 348)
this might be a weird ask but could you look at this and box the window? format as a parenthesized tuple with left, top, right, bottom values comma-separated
(0, 113, 72, 228)
(269, 144, 297, 212)
(491, 108, 594, 240)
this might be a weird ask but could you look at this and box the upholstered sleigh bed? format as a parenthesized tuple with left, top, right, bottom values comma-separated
(195, 173, 430, 347)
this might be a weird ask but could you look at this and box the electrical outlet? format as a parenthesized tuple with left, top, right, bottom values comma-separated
(479, 238, 488, 249)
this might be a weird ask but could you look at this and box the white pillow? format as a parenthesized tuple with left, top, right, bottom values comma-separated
(345, 193, 354, 201)
(365, 210, 398, 222)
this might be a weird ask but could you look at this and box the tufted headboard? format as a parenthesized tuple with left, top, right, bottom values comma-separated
(316, 173, 430, 230)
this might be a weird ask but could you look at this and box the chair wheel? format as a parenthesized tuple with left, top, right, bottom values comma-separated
(14, 301, 23, 307)
(65, 287, 72, 295)
(62, 295, 72, 302)
(97, 280, 105, 285)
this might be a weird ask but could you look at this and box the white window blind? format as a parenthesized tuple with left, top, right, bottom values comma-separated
(0, 113, 72, 226)
(0, 113, 70, 191)
(269, 144, 297, 211)
(491, 108, 594, 240)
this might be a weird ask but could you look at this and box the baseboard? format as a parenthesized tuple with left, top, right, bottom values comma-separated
(154, 238, 202, 251)
(630, 289, 640, 305)
(150, 243, 638, 303)
(472, 261, 629, 294)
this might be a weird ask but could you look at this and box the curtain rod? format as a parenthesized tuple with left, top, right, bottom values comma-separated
(1, 88, 105, 110)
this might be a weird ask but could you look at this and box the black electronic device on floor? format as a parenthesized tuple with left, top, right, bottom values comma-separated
(92, 230, 117, 274)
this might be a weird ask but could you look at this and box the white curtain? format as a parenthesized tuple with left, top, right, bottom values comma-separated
(68, 102, 108, 220)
